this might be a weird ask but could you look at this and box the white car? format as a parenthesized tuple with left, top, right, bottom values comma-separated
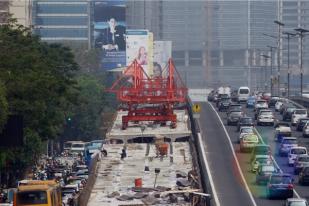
(288, 146, 308, 166)
(257, 110, 275, 126)
(275, 100, 284, 112)
(255, 100, 268, 110)
(291, 109, 308, 126)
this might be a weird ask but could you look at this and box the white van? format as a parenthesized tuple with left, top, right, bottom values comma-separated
(237, 86, 250, 102)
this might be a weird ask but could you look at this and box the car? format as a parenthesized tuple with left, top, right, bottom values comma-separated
(268, 96, 280, 107)
(279, 137, 298, 157)
(227, 104, 242, 116)
(254, 108, 268, 120)
(246, 96, 256, 108)
(288, 147, 308, 166)
(291, 109, 308, 126)
(274, 123, 292, 142)
(283, 107, 297, 121)
(250, 144, 271, 162)
(240, 134, 259, 152)
(227, 110, 243, 126)
(215, 93, 229, 105)
(254, 99, 268, 111)
(267, 173, 294, 199)
(280, 103, 295, 115)
(294, 155, 309, 175)
(237, 86, 250, 102)
(251, 154, 272, 173)
(275, 100, 284, 111)
(303, 122, 309, 138)
(261, 92, 272, 102)
(237, 117, 254, 131)
(239, 126, 254, 143)
(284, 198, 309, 206)
(70, 142, 86, 154)
(207, 90, 216, 102)
(296, 118, 309, 131)
(256, 163, 277, 185)
(298, 166, 309, 185)
(218, 98, 231, 111)
(257, 110, 275, 126)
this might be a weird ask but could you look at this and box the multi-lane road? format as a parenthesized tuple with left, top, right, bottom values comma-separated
(199, 101, 309, 206)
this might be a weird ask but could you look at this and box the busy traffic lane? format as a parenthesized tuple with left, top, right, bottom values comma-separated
(199, 102, 255, 206)
(212, 103, 285, 206)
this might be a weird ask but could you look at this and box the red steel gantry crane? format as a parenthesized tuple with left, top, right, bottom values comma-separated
(108, 58, 188, 129)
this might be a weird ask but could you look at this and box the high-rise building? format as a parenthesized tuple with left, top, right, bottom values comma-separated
(0, 0, 10, 24)
(10, 0, 32, 27)
(31, 0, 91, 48)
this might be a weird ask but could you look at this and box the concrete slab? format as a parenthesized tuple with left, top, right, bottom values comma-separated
(106, 110, 191, 142)
(87, 142, 194, 206)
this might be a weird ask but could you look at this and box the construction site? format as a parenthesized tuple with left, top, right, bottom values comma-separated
(86, 59, 208, 205)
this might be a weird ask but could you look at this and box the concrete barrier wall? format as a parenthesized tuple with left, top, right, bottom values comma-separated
(187, 99, 214, 206)
(77, 154, 99, 206)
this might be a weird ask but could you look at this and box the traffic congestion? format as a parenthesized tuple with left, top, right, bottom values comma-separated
(0, 140, 103, 206)
(208, 87, 309, 205)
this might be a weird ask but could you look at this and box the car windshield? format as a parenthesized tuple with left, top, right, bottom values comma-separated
(288, 201, 308, 206)
(261, 165, 275, 172)
(241, 118, 253, 123)
(270, 176, 291, 184)
(287, 108, 296, 112)
(295, 110, 307, 115)
(282, 139, 297, 144)
(17, 191, 48, 205)
(255, 146, 269, 154)
(291, 149, 307, 155)
(299, 156, 309, 162)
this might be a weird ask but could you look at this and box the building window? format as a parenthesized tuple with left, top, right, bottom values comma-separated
(36, 16, 88, 25)
(35, 28, 88, 38)
(37, 4, 87, 14)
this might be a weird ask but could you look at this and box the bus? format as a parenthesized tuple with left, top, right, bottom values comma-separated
(14, 180, 62, 206)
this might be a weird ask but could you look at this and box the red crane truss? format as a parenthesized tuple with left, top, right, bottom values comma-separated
(108, 58, 187, 129)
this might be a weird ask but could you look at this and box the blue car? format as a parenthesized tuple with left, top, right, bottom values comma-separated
(246, 96, 256, 108)
(267, 174, 294, 199)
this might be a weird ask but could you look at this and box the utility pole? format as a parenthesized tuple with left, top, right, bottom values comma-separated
(267, 45, 276, 95)
(282, 32, 296, 98)
(295, 28, 309, 98)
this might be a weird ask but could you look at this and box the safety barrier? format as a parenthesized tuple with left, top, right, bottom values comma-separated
(187, 99, 214, 206)
(77, 153, 99, 206)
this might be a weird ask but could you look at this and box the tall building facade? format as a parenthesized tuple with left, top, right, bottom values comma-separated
(32, 0, 91, 48)
(0, 0, 10, 24)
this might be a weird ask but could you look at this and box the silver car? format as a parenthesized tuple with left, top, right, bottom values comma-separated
(285, 198, 308, 206)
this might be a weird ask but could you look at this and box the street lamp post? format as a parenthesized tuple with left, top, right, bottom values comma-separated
(274, 20, 285, 96)
(295, 28, 309, 97)
(267, 45, 276, 95)
(261, 54, 271, 92)
(282, 32, 296, 98)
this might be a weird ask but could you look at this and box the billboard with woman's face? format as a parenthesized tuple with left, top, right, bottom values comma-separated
(93, 0, 126, 70)
(126, 30, 150, 75)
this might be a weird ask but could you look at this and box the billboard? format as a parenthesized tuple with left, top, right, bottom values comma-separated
(126, 30, 150, 76)
(93, 0, 126, 70)
(153, 41, 172, 77)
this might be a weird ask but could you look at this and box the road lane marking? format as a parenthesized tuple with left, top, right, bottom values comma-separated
(209, 103, 258, 206)
(197, 132, 221, 206)
(254, 128, 301, 198)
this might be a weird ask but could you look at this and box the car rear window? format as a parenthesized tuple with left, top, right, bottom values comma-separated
(287, 108, 296, 112)
(291, 149, 307, 155)
(239, 89, 249, 94)
(260, 111, 272, 115)
(241, 128, 253, 133)
(270, 176, 291, 184)
(262, 165, 275, 172)
(17, 191, 48, 205)
(299, 156, 309, 162)
(243, 135, 258, 142)
(282, 139, 297, 144)
(295, 110, 307, 115)
(241, 118, 253, 123)
(231, 111, 242, 115)
(255, 146, 270, 154)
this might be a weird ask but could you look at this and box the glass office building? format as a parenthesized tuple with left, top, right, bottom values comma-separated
(32, 0, 91, 47)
